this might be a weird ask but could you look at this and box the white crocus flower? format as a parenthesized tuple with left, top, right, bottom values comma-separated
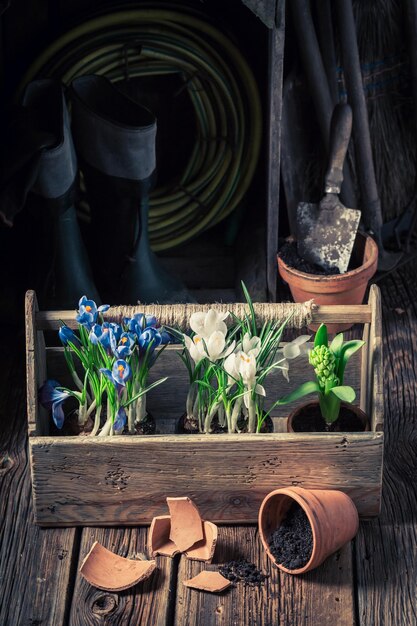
(206, 331, 236, 361)
(237, 351, 266, 406)
(280, 335, 311, 382)
(241, 333, 261, 357)
(184, 334, 205, 364)
(224, 352, 239, 383)
(190, 309, 229, 339)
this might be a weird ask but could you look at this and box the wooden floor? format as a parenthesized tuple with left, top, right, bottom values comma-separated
(0, 261, 416, 626)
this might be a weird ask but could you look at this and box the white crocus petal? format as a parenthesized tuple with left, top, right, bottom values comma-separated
(207, 330, 226, 360)
(238, 352, 257, 386)
(204, 309, 227, 337)
(219, 311, 230, 321)
(224, 353, 238, 379)
(243, 390, 252, 409)
(242, 333, 261, 355)
(189, 312, 206, 335)
(283, 335, 311, 359)
(255, 383, 266, 397)
(280, 358, 290, 381)
(223, 339, 236, 359)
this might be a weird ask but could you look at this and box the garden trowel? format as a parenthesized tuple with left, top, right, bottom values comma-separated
(297, 103, 360, 273)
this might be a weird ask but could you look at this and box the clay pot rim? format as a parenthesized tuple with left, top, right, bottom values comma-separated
(259, 487, 321, 574)
(287, 401, 371, 433)
(277, 232, 378, 284)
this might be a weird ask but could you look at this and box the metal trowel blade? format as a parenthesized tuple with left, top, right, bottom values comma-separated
(297, 201, 361, 273)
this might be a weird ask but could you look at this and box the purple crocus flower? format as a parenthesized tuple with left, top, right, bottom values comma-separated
(59, 325, 80, 347)
(39, 379, 70, 429)
(76, 296, 110, 328)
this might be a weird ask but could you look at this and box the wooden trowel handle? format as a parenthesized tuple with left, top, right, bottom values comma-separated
(324, 103, 352, 195)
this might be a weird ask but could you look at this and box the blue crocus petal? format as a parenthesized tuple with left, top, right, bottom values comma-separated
(59, 325, 80, 347)
(145, 315, 158, 328)
(110, 323, 122, 342)
(99, 368, 114, 383)
(76, 297, 99, 327)
(159, 329, 176, 344)
(112, 359, 131, 386)
(98, 304, 110, 313)
(89, 324, 102, 345)
(39, 380, 67, 408)
(52, 401, 66, 429)
(78, 295, 88, 308)
(139, 328, 162, 353)
(113, 407, 127, 432)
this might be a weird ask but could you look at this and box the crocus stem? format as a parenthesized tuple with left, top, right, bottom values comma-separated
(135, 394, 147, 423)
(218, 405, 226, 427)
(204, 402, 221, 433)
(91, 404, 102, 436)
(127, 404, 135, 434)
(186, 383, 196, 417)
(85, 399, 97, 419)
(225, 405, 233, 433)
(231, 397, 243, 432)
(98, 418, 112, 436)
(71, 371, 92, 405)
(248, 396, 257, 433)
(78, 402, 88, 426)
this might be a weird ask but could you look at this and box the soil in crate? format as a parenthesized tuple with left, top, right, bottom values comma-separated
(291, 404, 368, 432)
(177, 414, 274, 434)
(268, 503, 313, 570)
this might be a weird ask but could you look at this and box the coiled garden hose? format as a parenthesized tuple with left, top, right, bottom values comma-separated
(19, 8, 262, 251)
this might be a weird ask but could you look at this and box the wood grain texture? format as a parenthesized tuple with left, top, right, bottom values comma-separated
(70, 527, 175, 626)
(0, 334, 77, 626)
(355, 265, 417, 626)
(25, 290, 49, 436)
(29, 432, 383, 525)
(175, 525, 355, 626)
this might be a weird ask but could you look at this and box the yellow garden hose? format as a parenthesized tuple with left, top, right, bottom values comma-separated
(19, 8, 262, 250)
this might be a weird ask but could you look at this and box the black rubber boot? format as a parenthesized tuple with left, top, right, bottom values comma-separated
(70, 74, 192, 304)
(21, 79, 100, 308)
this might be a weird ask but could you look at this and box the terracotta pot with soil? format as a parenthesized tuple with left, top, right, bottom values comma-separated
(287, 401, 370, 433)
(258, 486, 359, 574)
(277, 232, 378, 331)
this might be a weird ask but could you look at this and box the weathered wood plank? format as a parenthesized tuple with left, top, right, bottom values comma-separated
(29, 432, 383, 526)
(355, 264, 417, 626)
(35, 303, 373, 330)
(175, 525, 355, 626)
(0, 338, 77, 626)
(25, 290, 49, 436)
(69, 527, 176, 626)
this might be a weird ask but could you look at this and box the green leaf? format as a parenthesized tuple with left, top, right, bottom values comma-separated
(330, 385, 356, 403)
(338, 340, 365, 381)
(241, 280, 257, 336)
(277, 381, 320, 405)
(123, 377, 168, 408)
(314, 324, 328, 348)
(329, 333, 344, 355)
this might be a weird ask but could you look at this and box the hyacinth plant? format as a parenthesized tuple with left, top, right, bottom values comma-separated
(39, 296, 170, 436)
(179, 283, 310, 434)
(277, 323, 365, 426)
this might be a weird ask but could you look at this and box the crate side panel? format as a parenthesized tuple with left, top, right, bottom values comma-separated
(30, 433, 383, 525)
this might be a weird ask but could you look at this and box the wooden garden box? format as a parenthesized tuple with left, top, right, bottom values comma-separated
(25, 286, 383, 527)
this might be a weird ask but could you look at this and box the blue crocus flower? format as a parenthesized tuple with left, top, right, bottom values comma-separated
(39, 379, 70, 429)
(100, 359, 131, 396)
(115, 332, 136, 358)
(159, 328, 176, 345)
(89, 323, 117, 354)
(76, 296, 110, 328)
(138, 327, 162, 354)
(59, 325, 80, 347)
(109, 322, 122, 342)
(113, 406, 127, 433)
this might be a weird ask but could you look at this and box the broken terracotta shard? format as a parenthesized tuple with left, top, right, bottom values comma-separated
(148, 515, 180, 557)
(183, 571, 232, 593)
(167, 496, 204, 552)
(185, 521, 218, 562)
(79, 541, 156, 591)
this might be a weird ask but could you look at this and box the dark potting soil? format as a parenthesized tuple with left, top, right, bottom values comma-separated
(268, 503, 313, 570)
(292, 404, 367, 432)
(219, 560, 269, 586)
(236, 414, 274, 433)
(278, 240, 345, 275)
(134, 413, 156, 435)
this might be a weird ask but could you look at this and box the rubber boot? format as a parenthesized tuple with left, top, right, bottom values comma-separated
(70, 74, 193, 304)
(22, 79, 100, 308)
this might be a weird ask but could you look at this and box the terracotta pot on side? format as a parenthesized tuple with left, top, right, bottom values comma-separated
(258, 487, 359, 575)
(277, 232, 378, 332)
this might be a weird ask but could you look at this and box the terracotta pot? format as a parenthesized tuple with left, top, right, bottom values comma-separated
(287, 401, 370, 433)
(258, 486, 359, 574)
(277, 232, 378, 332)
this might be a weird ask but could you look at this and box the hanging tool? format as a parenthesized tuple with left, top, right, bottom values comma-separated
(297, 103, 360, 273)
(334, 0, 402, 271)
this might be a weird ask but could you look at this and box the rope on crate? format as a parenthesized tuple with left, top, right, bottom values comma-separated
(107, 301, 316, 331)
